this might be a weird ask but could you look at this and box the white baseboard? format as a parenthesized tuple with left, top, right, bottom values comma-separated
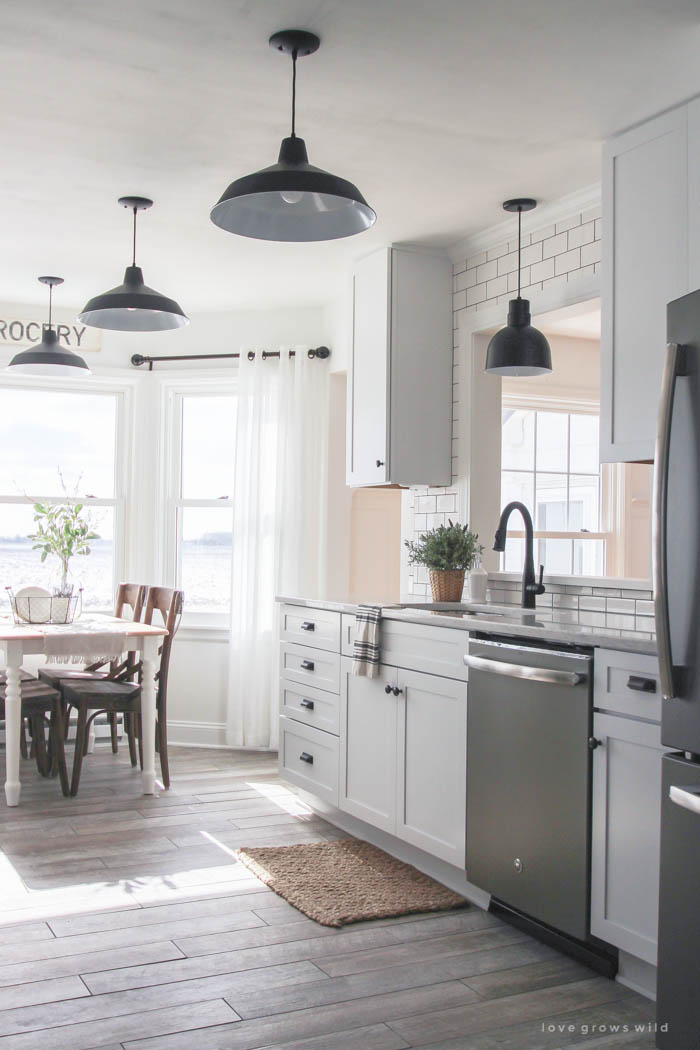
(617, 950, 657, 1001)
(167, 720, 228, 748)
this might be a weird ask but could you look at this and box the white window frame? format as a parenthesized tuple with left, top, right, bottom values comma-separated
(160, 374, 237, 628)
(500, 393, 612, 576)
(0, 371, 134, 613)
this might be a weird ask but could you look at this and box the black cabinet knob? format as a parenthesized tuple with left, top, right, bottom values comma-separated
(393, 687, 403, 696)
(385, 684, 393, 694)
(588, 737, 602, 750)
(300, 698, 315, 710)
(299, 752, 314, 764)
(301, 660, 315, 671)
(376, 459, 384, 468)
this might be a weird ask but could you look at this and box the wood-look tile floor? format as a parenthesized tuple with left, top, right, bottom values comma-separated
(0, 744, 656, 1050)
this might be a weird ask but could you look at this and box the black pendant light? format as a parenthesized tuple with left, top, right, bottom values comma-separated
(210, 29, 377, 242)
(8, 277, 90, 377)
(78, 197, 188, 332)
(485, 199, 552, 376)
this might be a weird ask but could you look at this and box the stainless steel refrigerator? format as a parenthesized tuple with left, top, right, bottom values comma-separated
(654, 288, 700, 1049)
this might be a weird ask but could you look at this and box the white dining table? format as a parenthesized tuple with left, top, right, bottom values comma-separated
(0, 615, 168, 806)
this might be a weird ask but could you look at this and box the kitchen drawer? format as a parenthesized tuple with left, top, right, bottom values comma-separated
(594, 648, 661, 722)
(280, 604, 341, 653)
(279, 716, 339, 806)
(280, 679, 340, 736)
(280, 642, 341, 695)
(341, 613, 468, 681)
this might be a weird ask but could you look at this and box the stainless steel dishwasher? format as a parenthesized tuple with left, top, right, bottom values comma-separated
(465, 636, 596, 952)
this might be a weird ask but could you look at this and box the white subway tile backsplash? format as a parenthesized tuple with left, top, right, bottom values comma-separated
(636, 600, 655, 616)
(606, 598, 636, 614)
(476, 259, 498, 283)
(579, 596, 606, 611)
(467, 283, 488, 306)
(409, 204, 624, 628)
(555, 247, 582, 275)
(580, 240, 602, 267)
(543, 232, 569, 258)
(521, 242, 544, 267)
(486, 275, 509, 299)
(606, 613, 636, 631)
(529, 257, 555, 284)
(567, 222, 595, 249)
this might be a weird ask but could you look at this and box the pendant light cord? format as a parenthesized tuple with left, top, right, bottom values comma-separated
(132, 206, 137, 267)
(514, 206, 520, 300)
(291, 49, 297, 137)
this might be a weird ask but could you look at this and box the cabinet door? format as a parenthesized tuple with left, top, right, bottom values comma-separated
(347, 248, 390, 486)
(590, 712, 663, 964)
(339, 658, 397, 831)
(396, 669, 467, 866)
(601, 106, 688, 462)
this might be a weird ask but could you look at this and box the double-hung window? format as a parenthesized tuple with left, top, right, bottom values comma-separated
(0, 383, 123, 610)
(166, 389, 236, 621)
(501, 403, 609, 576)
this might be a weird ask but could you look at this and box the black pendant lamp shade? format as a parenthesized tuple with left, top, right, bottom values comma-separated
(78, 198, 188, 332)
(485, 199, 552, 377)
(210, 30, 376, 242)
(7, 277, 90, 377)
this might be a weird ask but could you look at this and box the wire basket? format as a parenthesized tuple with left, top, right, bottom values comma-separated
(6, 587, 83, 625)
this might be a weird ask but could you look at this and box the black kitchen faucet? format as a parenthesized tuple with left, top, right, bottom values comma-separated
(493, 501, 546, 610)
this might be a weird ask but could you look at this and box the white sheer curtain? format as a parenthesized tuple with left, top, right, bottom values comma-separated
(227, 349, 328, 749)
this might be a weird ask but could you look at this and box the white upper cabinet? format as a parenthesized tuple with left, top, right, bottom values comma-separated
(601, 105, 689, 463)
(347, 246, 453, 487)
(602, 107, 689, 464)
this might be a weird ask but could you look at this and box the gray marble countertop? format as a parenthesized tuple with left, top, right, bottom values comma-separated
(277, 595, 657, 657)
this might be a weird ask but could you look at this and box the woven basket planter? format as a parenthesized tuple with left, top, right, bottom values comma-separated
(429, 569, 465, 603)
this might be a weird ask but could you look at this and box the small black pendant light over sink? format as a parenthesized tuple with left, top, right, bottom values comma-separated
(78, 197, 188, 332)
(485, 199, 552, 376)
(7, 277, 90, 377)
(210, 29, 376, 242)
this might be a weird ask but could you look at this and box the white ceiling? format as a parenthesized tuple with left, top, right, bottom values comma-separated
(2, 0, 700, 313)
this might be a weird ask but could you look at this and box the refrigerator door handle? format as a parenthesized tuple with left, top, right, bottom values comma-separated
(669, 784, 700, 816)
(653, 342, 683, 701)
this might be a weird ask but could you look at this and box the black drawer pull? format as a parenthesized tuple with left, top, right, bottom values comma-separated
(384, 684, 393, 694)
(392, 687, 403, 696)
(300, 698, 315, 710)
(301, 660, 315, 671)
(300, 621, 315, 632)
(299, 752, 314, 764)
(627, 675, 656, 694)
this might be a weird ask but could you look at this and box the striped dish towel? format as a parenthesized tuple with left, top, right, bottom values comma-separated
(352, 605, 382, 678)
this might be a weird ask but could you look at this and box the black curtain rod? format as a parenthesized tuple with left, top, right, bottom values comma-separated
(130, 346, 330, 371)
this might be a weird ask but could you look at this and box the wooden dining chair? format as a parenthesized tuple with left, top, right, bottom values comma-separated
(37, 583, 148, 752)
(0, 677, 68, 792)
(60, 588, 184, 796)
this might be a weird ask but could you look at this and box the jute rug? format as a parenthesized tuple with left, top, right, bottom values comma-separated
(235, 838, 468, 927)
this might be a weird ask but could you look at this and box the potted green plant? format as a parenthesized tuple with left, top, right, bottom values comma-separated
(405, 520, 483, 602)
(28, 500, 99, 597)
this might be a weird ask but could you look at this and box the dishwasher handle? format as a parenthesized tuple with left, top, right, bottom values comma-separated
(464, 653, 587, 687)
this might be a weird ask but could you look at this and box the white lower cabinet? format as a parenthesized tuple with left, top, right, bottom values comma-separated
(396, 668, 467, 865)
(590, 712, 664, 965)
(339, 662, 398, 832)
(339, 657, 467, 863)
